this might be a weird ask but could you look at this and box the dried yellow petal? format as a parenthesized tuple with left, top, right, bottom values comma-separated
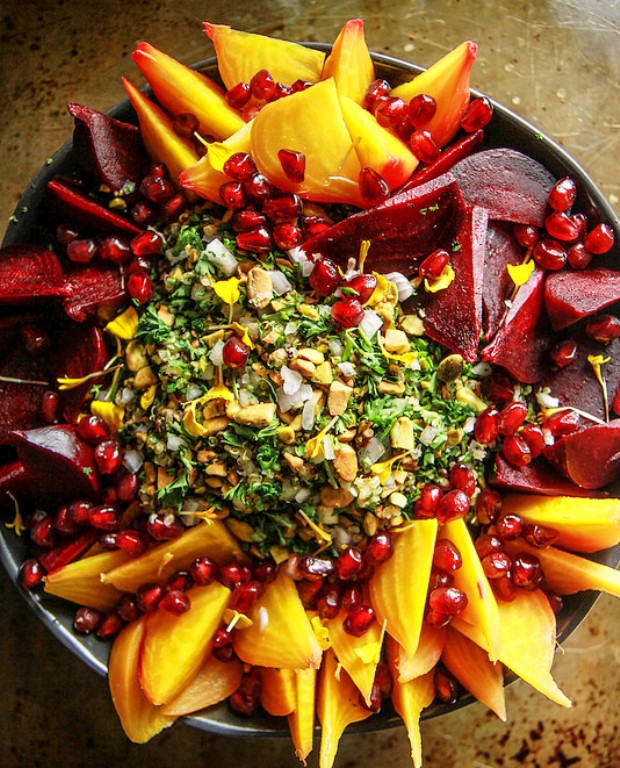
(105, 306, 139, 340)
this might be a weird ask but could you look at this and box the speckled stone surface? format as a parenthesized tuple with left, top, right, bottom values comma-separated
(1, 1, 619, 766)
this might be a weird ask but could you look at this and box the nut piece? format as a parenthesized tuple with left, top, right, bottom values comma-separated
(390, 416, 415, 451)
(227, 400, 277, 427)
(133, 365, 158, 390)
(289, 358, 317, 378)
(283, 452, 304, 473)
(378, 380, 406, 395)
(320, 486, 355, 508)
(201, 416, 230, 435)
(299, 348, 325, 365)
(247, 267, 274, 309)
(383, 328, 411, 354)
(437, 353, 464, 383)
(125, 340, 149, 372)
(327, 380, 353, 416)
(334, 444, 358, 483)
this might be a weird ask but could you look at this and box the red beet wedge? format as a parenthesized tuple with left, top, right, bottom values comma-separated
(0, 245, 68, 304)
(544, 268, 620, 331)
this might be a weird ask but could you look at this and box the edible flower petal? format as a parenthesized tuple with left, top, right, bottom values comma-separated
(105, 306, 139, 340)
(90, 400, 125, 431)
(507, 259, 535, 287)
(311, 615, 332, 651)
(588, 353, 611, 421)
(213, 277, 241, 306)
(424, 264, 455, 293)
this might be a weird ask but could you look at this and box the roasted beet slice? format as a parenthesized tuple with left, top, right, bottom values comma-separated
(399, 130, 484, 191)
(543, 420, 620, 489)
(68, 103, 147, 193)
(544, 267, 620, 331)
(482, 267, 554, 383)
(492, 454, 609, 497)
(62, 261, 128, 322)
(418, 205, 488, 362)
(539, 335, 620, 423)
(0, 244, 67, 304)
(0, 346, 48, 434)
(0, 460, 31, 508)
(46, 178, 141, 235)
(450, 148, 555, 226)
(482, 220, 524, 340)
(6, 425, 100, 503)
(300, 174, 465, 276)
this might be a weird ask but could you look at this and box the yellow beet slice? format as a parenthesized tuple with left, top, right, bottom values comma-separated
(388, 659, 435, 768)
(369, 519, 438, 661)
(132, 42, 244, 140)
(108, 617, 176, 743)
(317, 648, 372, 768)
(250, 78, 364, 207)
(442, 517, 502, 662)
(453, 589, 571, 708)
(122, 77, 200, 187)
(388, 624, 446, 683)
(442, 626, 506, 720)
(340, 95, 418, 190)
(232, 570, 323, 670)
(160, 655, 243, 716)
(203, 22, 325, 88)
(139, 582, 230, 706)
(288, 667, 317, 763)
(322, 19, 375, 104)
(101, 521, 244, 593)
(44, 549, 130, 612)
(260, 667, 297, 717)
(501, 494, 620, 553)
(391, 41, 477, 148)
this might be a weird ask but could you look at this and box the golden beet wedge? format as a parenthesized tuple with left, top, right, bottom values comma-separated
(260, 667, 297, 717)
(388, 624, 446, 684)
(322, 18, 375, 104)
(160, 655, 243, 717)
(288, 668, 317, 763)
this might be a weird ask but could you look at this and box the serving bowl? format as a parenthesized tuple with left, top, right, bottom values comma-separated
(1, 44, 619, 739)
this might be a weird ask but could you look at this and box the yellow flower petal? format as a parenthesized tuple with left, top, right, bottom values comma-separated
(230, 321, 255, 349)
(224, 609, 254, 630)
(105, 306, 139, 340)
(370, 452, 410, 485)
(304, 416, 338, 460)
(90, 401, 124, 431)
(140, 385, 158, 410)
(507, 260, 535, 287)
(353, 620, 386, 665)
(366, 272, 398, 307)
(311, 615, 332, 651)
(588, 354, 611, 421)
(213, 277, 241, 305)
(424, 264, 455, 293)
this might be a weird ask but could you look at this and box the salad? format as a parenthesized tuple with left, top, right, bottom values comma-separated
(1, 18, 620, 768)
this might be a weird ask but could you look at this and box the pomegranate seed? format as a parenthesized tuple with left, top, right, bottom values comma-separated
(475, 533, 504, 559)
(19, 558, 45, 590)
(449, 463, 476, 497)
(501, 433, 532, 467)
(548, 177, 577, 212)
(131, 199, 157, 227)
(298, 555, 334, 582)
(567, 242, 593, 269)
(519, 423, 546, 458)
(140, 174, 174, 203)
(231, 209, 268, 233)
(251, 559, 277, 584)
(474, 407, 500, 444)
(235, 226, 273, 253)
(334, 547, 363, 581)
(364, 79, 391, 110)
(116, 593, 141, 623)
(342, 273, 377, 303)
(172, 112, 199, 138)
(331, 298, 365, 329)
(220, 180, 247, 210)
(407, 93, 437, 127)
(317, 585, 341, 620)
(269, 82, 293, 101)
(545, 591, 564, 614)
(99, 531, 119, 549)
(126, 254, 151, 276)
(428, 569, 454, 592)
(94, 440, 124, 475)
(30, 515, 56, 548)
(545, 211, 580, 242)
(263, 192, 303, 220)
(222, 336, 251, 369)
(533, 237, 568, 270)
(364, 531, 393, 566)
(484, 374, 515, 404)
(115, 528, 150, 556)
(55, 504, 80, 537)
(88, 505, 120, 532)
(414, 483, 443, 518)
(19, 323, 50, 355)
(343, 604, 376, 637)
(428, 586, 468, 616)
(225, 82, 252, 109)
(229, 687, 260, 717)
(419, 249, 450, 280)
(309, 258, 340, 296)
(359, 167, 390, 205)
(159, 589, 191, 615)
(481, 551, 512, 579)
(56, 223, 80, 246)
(297, 578, 323, 610)
(73, 606, 103, 633)
(219, 562, 252, 589)
(425, 607, 453, 627)
(100, 235, 131, 264)
(67, 238, 97, 264)
(460, 96, 493, 131)
(340, 584, 362, 612)
(543, 408, 580, 437)
(190, 556, 218, 585)
(250, 69, 276, 100)
(409, 129, 440, 164)
(302, 215, 333, 238)
(241, 103, 261, 122)
(434, 666, 459, 704)
(475, 488, 502, 525)
(213, 628, 233, 648)
(136, 582, 164, 612)
(213, 643, 236, 663)
(512, 552, 543, 589)
(161, 192, 187, 223)
(513, 223, 540, 249)
(131, 230, 164, 257)
(116, 471, 140, 503)
(495, 513, 523, 541)
(230, 580, 264, 612)
(492, 575, 518, 602)
(585, 314, 620, 343)
(67, 500, 92, 526)
(273, 221, 302, 250)
(76, 414, 109, 444)
(291, 79, 312, 93)
(522, 523, 560, 548)
(242, 172, 273, 202)
(433, 539, 462, 571)
(127, 270, 154, 304)
(436, 489, 470, 523)
(374, 96, 407, 129)
(497, 401, 528, 436)
(584, 223, 615, 254)
(222, 152, 256, 181)
(278, 149, 306, 184)
(96, 612, 125, 640)
(166, 570, 193, 592)
(40, 390, 59, 423)
(550, 338, 578, 368)
(146, 514, 184, 541)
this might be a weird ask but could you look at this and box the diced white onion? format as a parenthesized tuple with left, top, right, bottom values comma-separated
(267, 270, 293, 296)
(328, 338, 344, 357)
(337, 361, 357, 378)
(385, 271, 414, 302)
(117, 387, 136, 406)
(295, 488, 313, 503)
(536, 389, 560, 408)
(281, 365, 303, 395)
(359, 309, 383, 339)
(302, 397, 316, 431)
(277, 383, 313, 412)
(166, 435, 187, 452)
(285, 321, 300, 336)
(288, 246, 315, 277)
(123, 449, 143, 473)
(323, 436, 335, 460)
(471, 361, 493, 377)
(186, 384, 202, 401)
(204, 238, 238, 276)
(359, 436, 386, 466)
(209, 339, 225, 366)
(420, 425, 438, 446)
